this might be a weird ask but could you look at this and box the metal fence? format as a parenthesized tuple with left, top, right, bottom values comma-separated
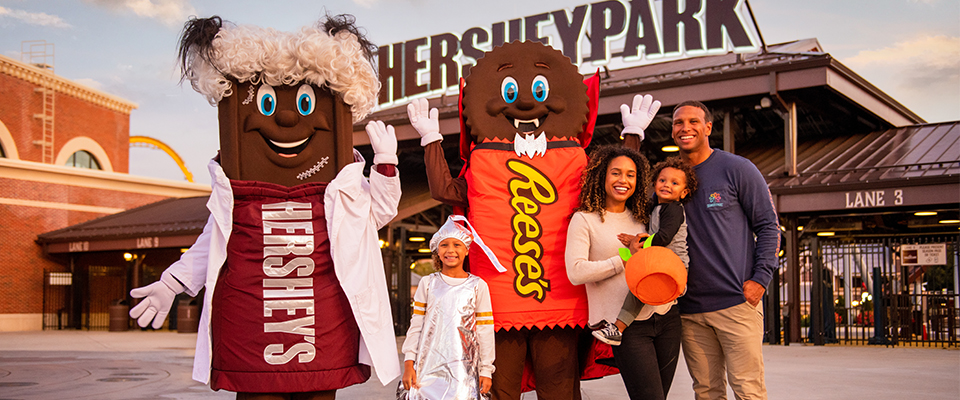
(86, 265, 127, 330)
(42, 270, 72, 330)
(772, 234, 959, 347)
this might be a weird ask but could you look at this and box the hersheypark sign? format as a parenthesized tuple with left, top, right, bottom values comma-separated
(377, 0, 761, 106)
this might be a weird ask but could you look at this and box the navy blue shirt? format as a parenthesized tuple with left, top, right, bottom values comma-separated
(677, 150, 781, 314)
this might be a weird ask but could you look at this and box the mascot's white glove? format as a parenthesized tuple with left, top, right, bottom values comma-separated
(620, 94, 661, 141)
(406, 98, 442, 146)
(129, 270, 182, 329)
(367, 120, 399, 165)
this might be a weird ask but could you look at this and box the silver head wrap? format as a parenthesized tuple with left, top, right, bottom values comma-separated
(429, 216, 474, 252)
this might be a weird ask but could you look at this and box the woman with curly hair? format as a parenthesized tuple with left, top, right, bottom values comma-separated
(565, 147, 687, 400)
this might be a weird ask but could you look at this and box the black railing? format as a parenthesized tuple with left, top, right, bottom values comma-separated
(771, 235, 959, 347)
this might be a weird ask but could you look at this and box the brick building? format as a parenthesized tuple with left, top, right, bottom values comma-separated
(0, 54, 210, 331)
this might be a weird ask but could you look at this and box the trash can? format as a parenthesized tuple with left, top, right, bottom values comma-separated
(109, 300, 129, 332)
(177, 299, 200, 333)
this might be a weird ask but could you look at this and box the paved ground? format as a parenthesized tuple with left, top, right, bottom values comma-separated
(0, 330, 957, 399)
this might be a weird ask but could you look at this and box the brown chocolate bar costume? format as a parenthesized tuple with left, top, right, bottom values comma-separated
(129, 15, 400, 400)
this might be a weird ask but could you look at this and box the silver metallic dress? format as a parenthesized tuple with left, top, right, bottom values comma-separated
(407, 273, 483, 400)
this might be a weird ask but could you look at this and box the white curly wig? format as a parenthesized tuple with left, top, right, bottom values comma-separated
(180, 16, 379, 122)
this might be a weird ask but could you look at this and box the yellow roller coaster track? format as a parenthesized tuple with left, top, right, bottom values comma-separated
(129, 136, 194, 182)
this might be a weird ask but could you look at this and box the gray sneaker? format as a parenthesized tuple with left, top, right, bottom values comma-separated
(591, 320, 622, 346)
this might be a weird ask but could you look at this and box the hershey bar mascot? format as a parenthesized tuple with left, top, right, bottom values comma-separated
(129, 15, 401, 399)
(406, 40, 656, 399)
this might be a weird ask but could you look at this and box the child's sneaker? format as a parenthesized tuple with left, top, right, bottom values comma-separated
(591, 320, 622, 346)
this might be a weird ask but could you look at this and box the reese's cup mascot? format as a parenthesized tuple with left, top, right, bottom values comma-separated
(406, 40, 658, 399)
(128, 15, 401, 399)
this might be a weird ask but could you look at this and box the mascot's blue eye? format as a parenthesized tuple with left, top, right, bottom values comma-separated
(296, 85, 316, 116)
(256, 84, 277, 116)
(532, 75, 549, 102)
(501, 77, 518, 104)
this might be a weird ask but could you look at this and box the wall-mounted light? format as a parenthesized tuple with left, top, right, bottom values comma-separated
(378, 239, 387, 249)
(409, 237, 426, 242)
(418, 248, 432, 253)
(123, 252, 134, 261)
(760, 97, 772, 108)
(939, 219, 960, 224)
(914, 211, 937, 216)
(816, 232, 835, 237)
(661, 145, 679, 152)
(797, 226, 803, 231)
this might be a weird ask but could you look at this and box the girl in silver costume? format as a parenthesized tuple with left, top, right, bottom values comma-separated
(400, 216, 495, 399)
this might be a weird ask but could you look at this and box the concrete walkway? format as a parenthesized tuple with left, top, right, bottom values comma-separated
(0, 330, 956, 399)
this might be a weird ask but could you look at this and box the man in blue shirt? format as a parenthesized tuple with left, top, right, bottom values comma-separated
(672, 101, 780, 399)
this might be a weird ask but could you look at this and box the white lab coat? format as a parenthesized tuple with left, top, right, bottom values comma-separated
(164, 156, 401, 386)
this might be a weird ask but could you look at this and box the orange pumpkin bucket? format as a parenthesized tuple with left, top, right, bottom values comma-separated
(621, 246, 687, 306)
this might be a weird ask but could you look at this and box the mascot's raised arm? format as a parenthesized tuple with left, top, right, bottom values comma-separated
(407, 40, 660, 399)
(128, 14, 401, 399)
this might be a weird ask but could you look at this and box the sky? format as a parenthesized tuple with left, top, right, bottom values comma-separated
(1, 0, 957, 184)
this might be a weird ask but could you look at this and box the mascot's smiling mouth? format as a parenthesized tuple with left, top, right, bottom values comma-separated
(509, 116, 547, 134)
(262, 134, 313, 158)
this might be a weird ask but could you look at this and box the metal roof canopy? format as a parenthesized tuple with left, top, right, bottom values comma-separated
(743, 121, 959, 214)
(38, 196, 209, 254)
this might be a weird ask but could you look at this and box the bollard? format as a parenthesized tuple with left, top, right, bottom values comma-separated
(177, 299, 200, 333)
(109, 303, 129, 332)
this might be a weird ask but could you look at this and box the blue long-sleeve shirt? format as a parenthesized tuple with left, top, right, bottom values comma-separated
(677, 150, 781, 314)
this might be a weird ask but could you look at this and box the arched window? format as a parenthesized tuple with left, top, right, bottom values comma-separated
(65, 150, 102, 170)
(0, 143, 5, 158)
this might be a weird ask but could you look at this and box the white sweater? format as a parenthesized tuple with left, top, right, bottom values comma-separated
(565, 210, 663, 326)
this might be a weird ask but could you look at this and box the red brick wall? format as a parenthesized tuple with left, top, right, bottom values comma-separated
(56, 94, 131, 172)
(0, 73, 43, 158)
(0, 72, 131, 171)
(0, 177, 171, 314)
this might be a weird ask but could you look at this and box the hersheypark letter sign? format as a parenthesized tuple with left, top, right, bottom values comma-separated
(377, 0, 761, 106)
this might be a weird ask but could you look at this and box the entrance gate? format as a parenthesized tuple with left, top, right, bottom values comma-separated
(42, 265, 128, 330)
(773, 234, 959, 346)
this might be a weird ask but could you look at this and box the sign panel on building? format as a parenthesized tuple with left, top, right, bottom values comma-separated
(901, 243, 947, 266)
(377, 0, 761, 107)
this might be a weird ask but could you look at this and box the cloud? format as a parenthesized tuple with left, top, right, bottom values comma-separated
(844, 35, 960, 122)
(844, 35, 960, 89)
(845, 35, 959, 69)
(0, 6, 71, 28)
(73, 78, 104, 91)
(351, 0, 379, 8)
(85, 0, 196, 27)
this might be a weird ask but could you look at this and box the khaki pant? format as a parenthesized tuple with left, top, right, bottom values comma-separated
(680, 302, 767, 400)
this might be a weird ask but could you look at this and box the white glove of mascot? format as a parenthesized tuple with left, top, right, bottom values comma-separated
(620, 94, 661, 141)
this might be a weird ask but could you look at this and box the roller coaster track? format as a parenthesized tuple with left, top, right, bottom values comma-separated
(129, 136, 194, 182)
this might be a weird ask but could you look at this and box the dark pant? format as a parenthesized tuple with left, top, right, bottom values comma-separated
(611, 305, 682, 400)
(491, 326, 582, 400)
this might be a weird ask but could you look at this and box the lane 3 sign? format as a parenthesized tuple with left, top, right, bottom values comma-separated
(377, 0, 761, 106)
